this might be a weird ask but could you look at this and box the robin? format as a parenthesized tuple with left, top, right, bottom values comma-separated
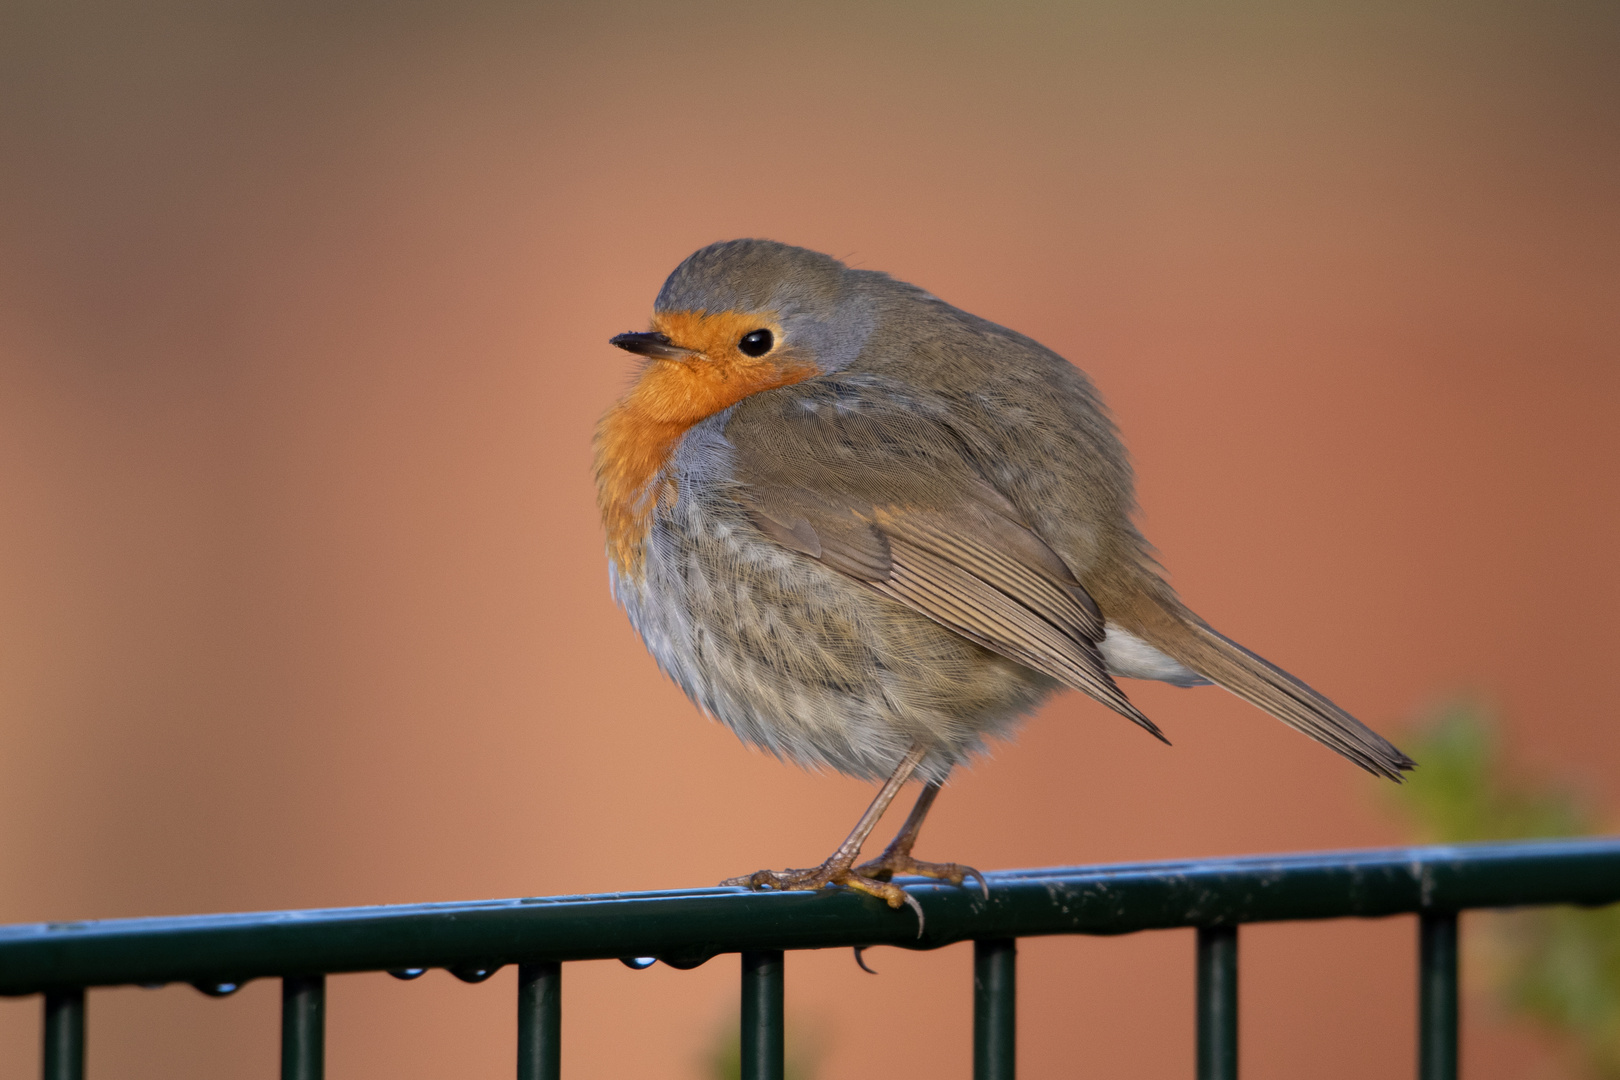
(596, 239, 1413, 919)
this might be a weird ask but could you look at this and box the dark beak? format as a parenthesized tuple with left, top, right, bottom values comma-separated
(610, 331, 695, 361)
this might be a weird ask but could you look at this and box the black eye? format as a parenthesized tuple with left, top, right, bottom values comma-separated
(738, 329, 774, 357)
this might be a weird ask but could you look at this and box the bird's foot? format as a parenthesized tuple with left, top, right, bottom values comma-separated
(854, 849, 989, 900)
(721, 857, 926, 928)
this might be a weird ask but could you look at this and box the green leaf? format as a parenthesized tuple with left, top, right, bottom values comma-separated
(1388, 698, 1619, 1078)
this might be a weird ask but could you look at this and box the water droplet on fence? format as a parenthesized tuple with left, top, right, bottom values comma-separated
(659, 953, 714, 970)
(388, 968, 427, 980)
(450, 964, 502, 983)
(191, 981, 241, 997)
(619, 956, 657, 970)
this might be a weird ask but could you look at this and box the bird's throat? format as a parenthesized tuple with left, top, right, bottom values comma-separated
(594, 348, 817, 577)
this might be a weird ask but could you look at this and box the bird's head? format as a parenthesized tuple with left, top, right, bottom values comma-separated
(608, 240, 880, 425)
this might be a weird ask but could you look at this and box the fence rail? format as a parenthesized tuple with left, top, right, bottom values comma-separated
(7, 837, 1620, 1080)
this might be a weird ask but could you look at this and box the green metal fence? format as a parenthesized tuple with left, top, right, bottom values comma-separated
(6, 837, 1620, 1080)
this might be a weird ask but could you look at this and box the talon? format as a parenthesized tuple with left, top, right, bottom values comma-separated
(722, 864, 843, 892)
(854, 850, 985, 905)
(853, 947, 878, 974)
(720, 856, 928, 931)
(838, 872, 901, 906)
(901, 889, 926, 936)
(720, 858, 855, 896)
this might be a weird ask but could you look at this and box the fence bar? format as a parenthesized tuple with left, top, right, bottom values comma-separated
(5, 839, 1617, 993)
(1197, 926, 1238, 1080)
(281, 975, 325, 1080)
(42, 989, 85, 1080)
(740, 950, 784, 1080)
(973, 938, 1016, 1080)
(518, 962, 561, 1080)
(1418, 912, 1459, 1080)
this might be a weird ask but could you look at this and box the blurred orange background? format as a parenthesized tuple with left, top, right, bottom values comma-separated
(1, 2, 1616, 1077)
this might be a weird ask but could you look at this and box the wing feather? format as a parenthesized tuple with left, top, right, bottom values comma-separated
(726, 386, 1165, 741)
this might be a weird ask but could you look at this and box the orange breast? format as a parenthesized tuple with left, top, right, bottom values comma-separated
(593, 310, 818, 577)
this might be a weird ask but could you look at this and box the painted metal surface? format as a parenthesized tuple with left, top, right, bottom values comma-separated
(1196, 926, 1238, 1080)
(280, 975, 324, 1080)
(2, 839, 1615, 996)
(517, 962, 561, 1080)
(973, 938, 1016, 1080)
(1418, 912, 1460, 1080)
(740, 951, 784, 1080)
(41, 989, 84, 1080)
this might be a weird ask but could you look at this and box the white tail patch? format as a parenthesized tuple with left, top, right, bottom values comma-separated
(1100, 624, 1210, 687)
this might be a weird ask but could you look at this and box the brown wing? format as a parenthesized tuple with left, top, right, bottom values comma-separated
(725, 386, 1165, 742)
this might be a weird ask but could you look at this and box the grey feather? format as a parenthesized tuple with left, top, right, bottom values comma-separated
(727, 385, 1167, 743)
(603, 238, 1413, 786)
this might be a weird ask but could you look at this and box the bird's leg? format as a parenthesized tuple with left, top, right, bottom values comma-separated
(721, 744, 928, 916)
(854, 773, 988, 899)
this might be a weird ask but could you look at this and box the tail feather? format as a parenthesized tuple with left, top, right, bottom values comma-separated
(1130, 598, 1414, 781)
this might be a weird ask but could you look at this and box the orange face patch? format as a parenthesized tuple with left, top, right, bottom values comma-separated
(594, 309, 818, 577)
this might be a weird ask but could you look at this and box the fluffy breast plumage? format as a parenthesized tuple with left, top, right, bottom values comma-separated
(608, 410, 1057, 783)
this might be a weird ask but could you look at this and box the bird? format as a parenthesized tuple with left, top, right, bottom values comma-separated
(594, 238, 1413, 918)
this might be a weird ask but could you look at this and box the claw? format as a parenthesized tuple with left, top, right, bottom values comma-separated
(719, 870, 779, 889)
(720, 860, 927, 933)
(720, 867, 822, 891)
(900, 888, 926, 936)
(853, 850, 985, 913)
(853, 947, 878, 974)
